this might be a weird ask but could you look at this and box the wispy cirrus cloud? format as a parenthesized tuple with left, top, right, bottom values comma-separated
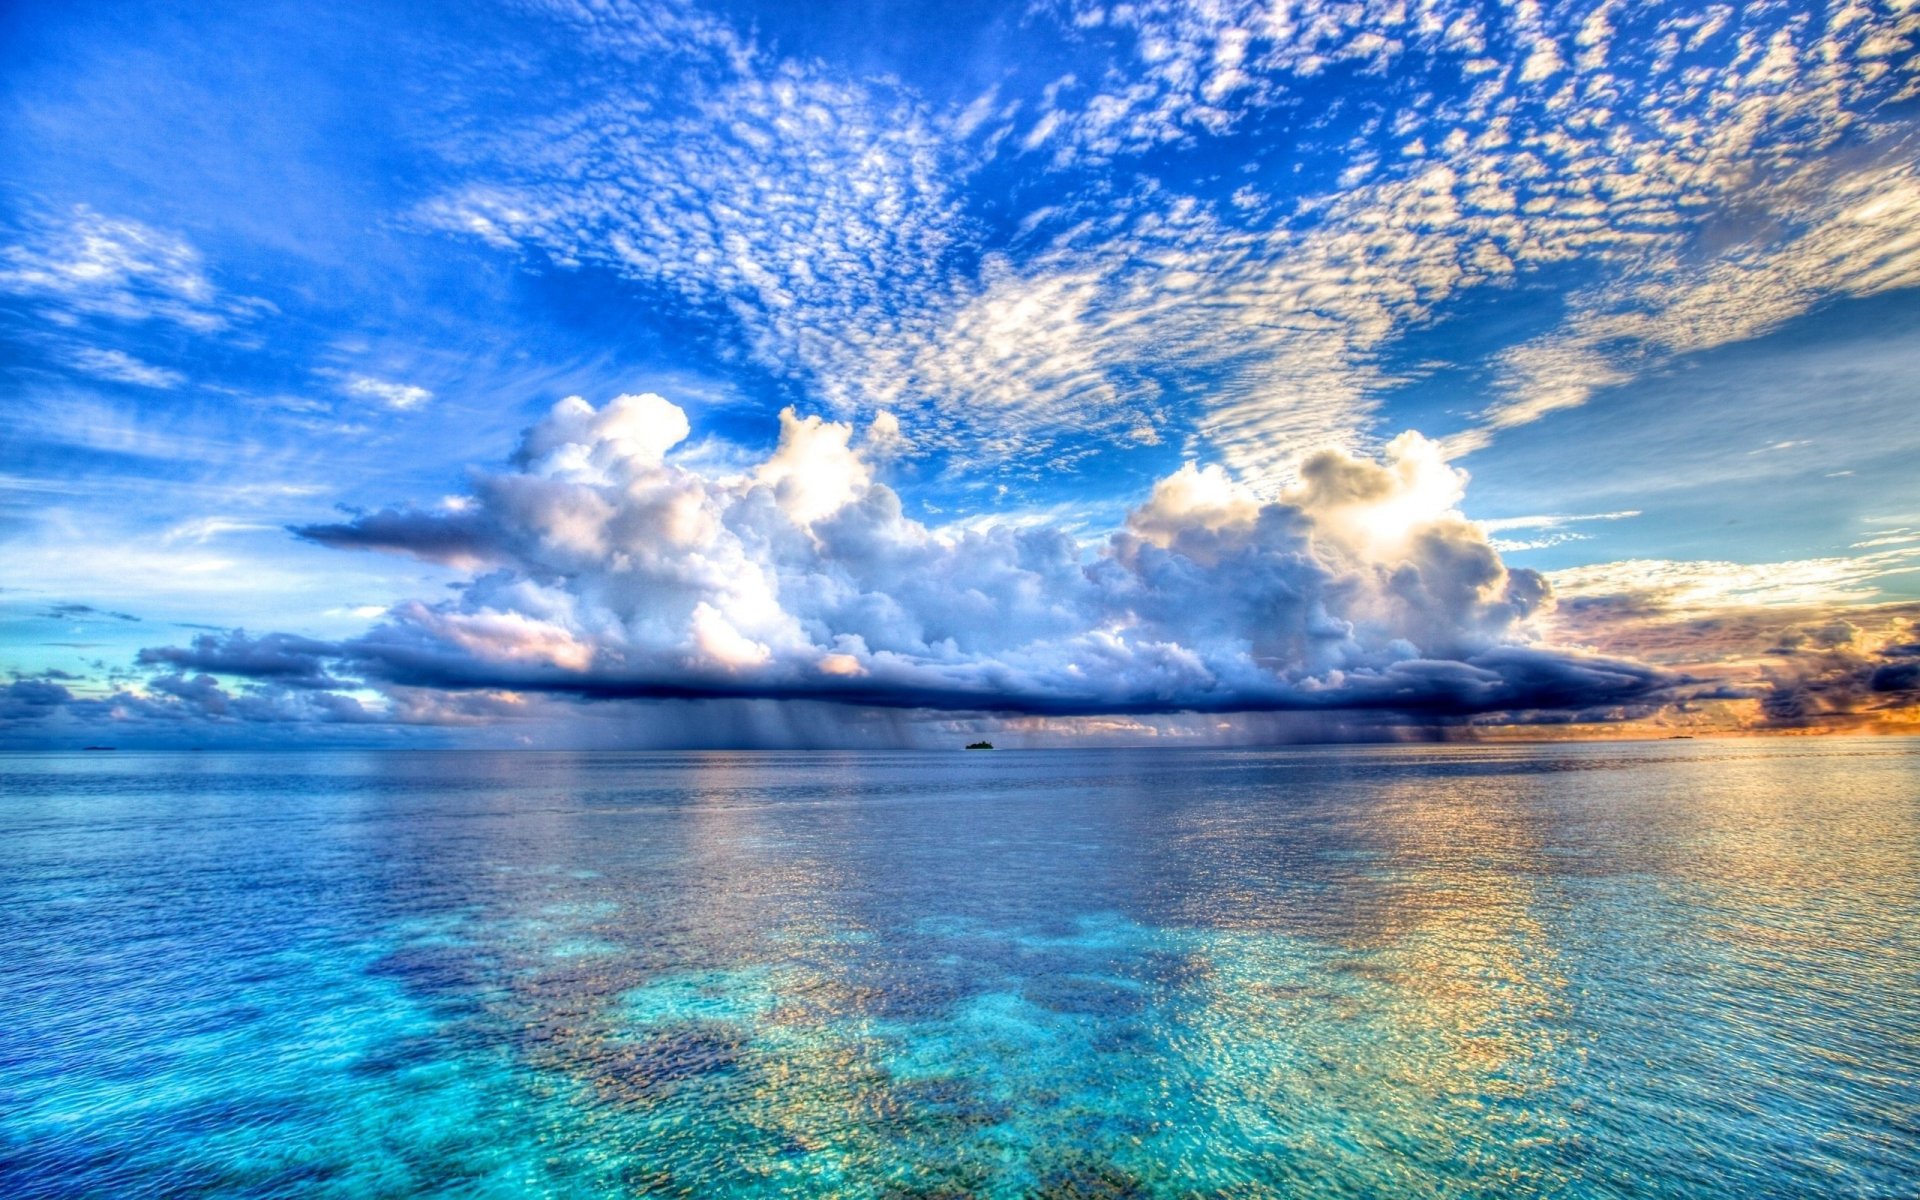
(1548, 547, 1920, 614)
(64, 347, 185, 389)
(340, 374, 434, 410)
(1479, 509, 1640, 552)
(0, 205, 269, 332)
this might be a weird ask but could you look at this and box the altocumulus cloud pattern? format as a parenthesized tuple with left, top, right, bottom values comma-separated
(419, 0, 1920, 477)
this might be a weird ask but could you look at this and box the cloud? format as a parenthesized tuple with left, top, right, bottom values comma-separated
(8, 2, 1913, 747)
(135, 630, 347, 690)
(65, 347, 186, 389)
(1479, 510, 1642, 534)
(295, 507, 498, 570)
(39, 602, 141, 623)
(1480, 509, 1641, 552)
(0, 205, 267, 331)
(1067, 0, 1920, 469)
(1548, 548, 1920, 613)
(1543, 566, 1920, 734)
(38, 392, 1915, 743)
(0, 670, 385, 742)
(418, 2, 970, 434)
(341, 374, 433, 410)
(134, 673, 376, 724)
(0, 679, 77, 722)
(413, 0, 1920, 484)
(269, 393, 1676, 722)
(160, 517, 277, 545)
(1022, 0, 1411, 166)
(1751, 615, 1920, 729)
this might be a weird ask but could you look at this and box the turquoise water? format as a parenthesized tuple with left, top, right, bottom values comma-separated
(2, 741, 1916, 1197)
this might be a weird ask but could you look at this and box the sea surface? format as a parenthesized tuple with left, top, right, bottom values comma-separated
(2, 740, 1917, 1198)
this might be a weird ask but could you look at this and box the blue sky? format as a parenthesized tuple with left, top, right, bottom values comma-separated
(3, 0, 1918, 745)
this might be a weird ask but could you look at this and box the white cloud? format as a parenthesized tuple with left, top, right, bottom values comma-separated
(1480, 509, 1640, 550)
(66, 347, 185, 389)
(1488, 531, 1591, 552)
(342, 374, 433, 411)
(0, 205, 266, 331)
(160, 517, 276, 545)
(1854, 530, 1918, 549)
(1548, 547, 1920, 613)
(1479, 510, 1642, 534)
(754, 406, 872, 527)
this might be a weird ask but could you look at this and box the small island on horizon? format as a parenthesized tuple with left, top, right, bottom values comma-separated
(965, 741, 994, 750)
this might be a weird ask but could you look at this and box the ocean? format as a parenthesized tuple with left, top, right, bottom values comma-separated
(2, 740, 1916, 1197)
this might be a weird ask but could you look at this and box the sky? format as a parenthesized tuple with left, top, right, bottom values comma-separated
(2, 0, 1918, 748)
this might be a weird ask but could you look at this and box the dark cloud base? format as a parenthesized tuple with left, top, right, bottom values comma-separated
(336, 640, 1678, 719)
(3, 630, 1691, 750)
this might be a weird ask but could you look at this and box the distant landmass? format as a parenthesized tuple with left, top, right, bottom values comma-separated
(965, 741, 993, 750)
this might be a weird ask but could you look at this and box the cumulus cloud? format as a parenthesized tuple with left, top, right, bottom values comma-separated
(274, 393, 1671, 722)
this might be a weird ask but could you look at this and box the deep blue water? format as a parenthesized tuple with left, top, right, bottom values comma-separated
(2, 740, 1916, 1198)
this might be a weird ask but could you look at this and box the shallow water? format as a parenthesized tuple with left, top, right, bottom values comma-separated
(2, 740, 1916, 1198)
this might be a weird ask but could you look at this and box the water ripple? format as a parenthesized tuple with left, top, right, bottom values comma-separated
(1, 740, 1916, 1197)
